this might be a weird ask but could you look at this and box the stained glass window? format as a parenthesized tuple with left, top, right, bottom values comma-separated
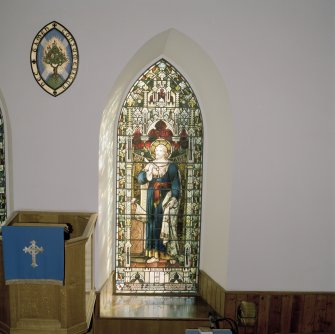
(116, 59, 203, 294)
(0, 109, 6, 225)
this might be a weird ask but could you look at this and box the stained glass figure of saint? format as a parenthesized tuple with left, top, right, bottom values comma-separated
(116, 59, 203, 294)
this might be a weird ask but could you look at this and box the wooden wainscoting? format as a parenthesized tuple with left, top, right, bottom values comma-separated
(199, 270, 335, 334)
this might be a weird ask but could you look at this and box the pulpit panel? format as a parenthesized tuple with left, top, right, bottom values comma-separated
(0, 211, 97, 334)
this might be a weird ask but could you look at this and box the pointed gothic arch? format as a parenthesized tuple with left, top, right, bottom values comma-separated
(97, 29, 232, 292)
(115, 58, 203, 293)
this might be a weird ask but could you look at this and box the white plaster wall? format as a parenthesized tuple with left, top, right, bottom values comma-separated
(225, 1, 335, 291)
(0, 0, 334, 291)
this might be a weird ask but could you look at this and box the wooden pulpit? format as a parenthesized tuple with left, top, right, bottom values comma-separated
(0, 211, 97, 334)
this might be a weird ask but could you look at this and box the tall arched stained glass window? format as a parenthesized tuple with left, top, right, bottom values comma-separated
(0, 109, 6, 225)
(116, 59, 203, 294)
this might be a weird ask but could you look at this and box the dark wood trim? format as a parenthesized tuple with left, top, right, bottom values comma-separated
(198, 270, 335, 334)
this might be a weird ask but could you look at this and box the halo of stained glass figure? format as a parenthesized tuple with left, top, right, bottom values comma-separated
(116, 59, 203, 294)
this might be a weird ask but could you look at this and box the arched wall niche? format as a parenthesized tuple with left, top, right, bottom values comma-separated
(97, 28, 232, 291)
(0, 90, 13, 223)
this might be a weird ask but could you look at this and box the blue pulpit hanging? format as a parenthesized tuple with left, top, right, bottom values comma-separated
(1, 226, 64, 284)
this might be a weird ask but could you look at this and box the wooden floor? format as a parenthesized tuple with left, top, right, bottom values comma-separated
(100, 294, 212, 319)
(94, 276, 214, 334)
